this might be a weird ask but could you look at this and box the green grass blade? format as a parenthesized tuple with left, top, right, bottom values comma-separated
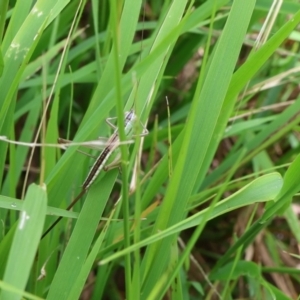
(46, 171, 118, 300)
(1, 184, 47, 300)
(101, 173, 282, 263)
(140, 0, 256, 296)
(215, 154, 300, 269)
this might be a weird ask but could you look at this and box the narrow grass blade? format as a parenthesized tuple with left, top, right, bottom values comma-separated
(1, 184, 47, 300)
(141, 0, 257, 296)
(215, 154, 300, 269)
(101, 172, 283, 264)
(46, 170, 118, 300)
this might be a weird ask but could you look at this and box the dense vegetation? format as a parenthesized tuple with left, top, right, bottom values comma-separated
(0, 0, 300, 299)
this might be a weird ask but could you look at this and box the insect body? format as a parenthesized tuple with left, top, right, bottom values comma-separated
(41, 110, 147, 239)
(83, 110, 137, 189)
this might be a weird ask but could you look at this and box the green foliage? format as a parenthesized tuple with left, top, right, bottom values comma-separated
(0, 0, 300, 299)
